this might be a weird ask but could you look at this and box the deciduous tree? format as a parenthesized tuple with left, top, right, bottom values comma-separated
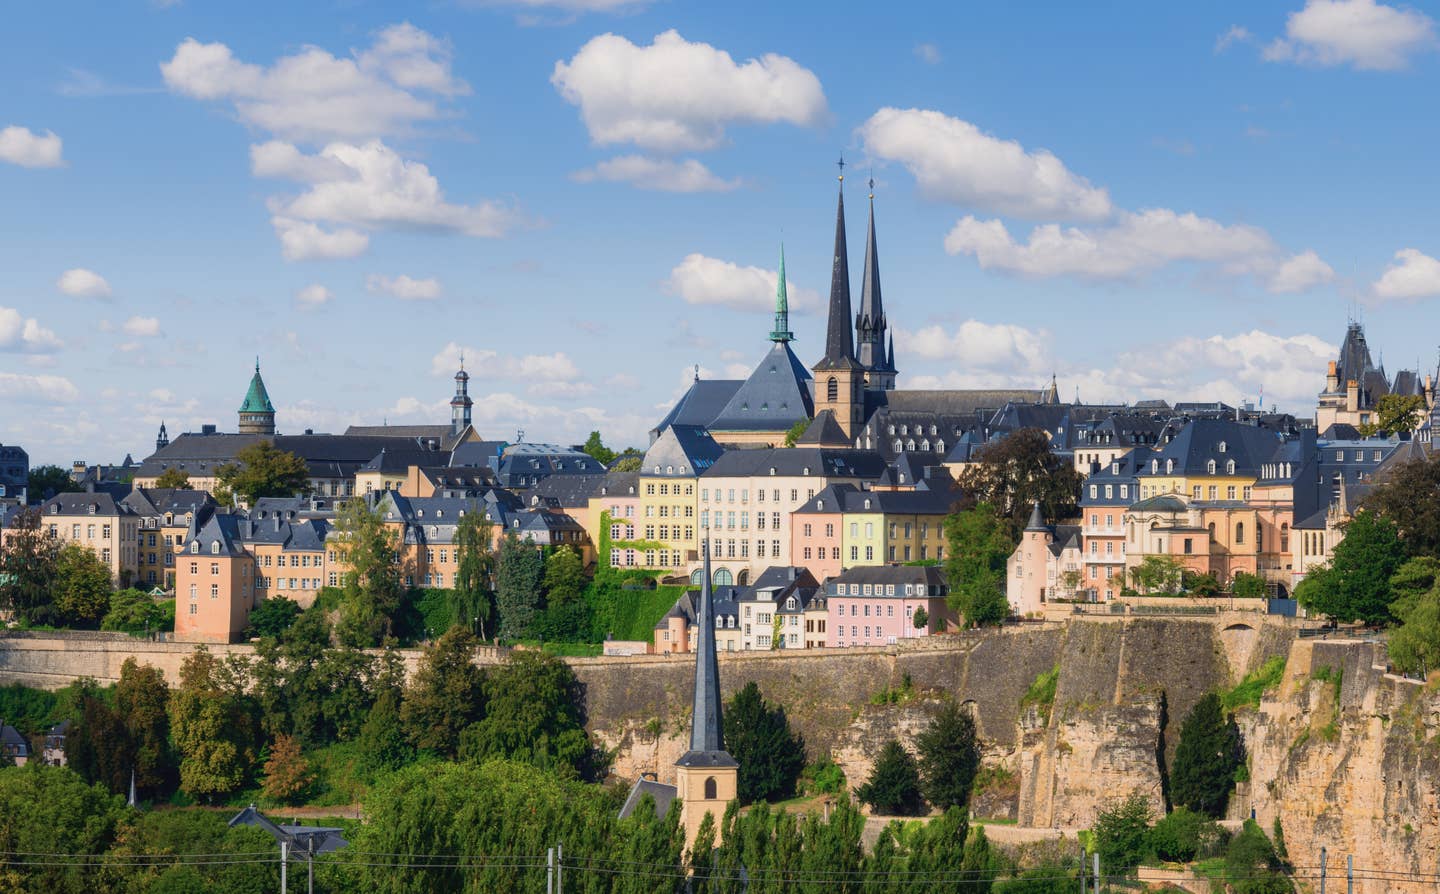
(460, 650, 597, 780)
(26, 465, 78, 502)
(451, 506, 495, 638)
(0, 507, 61, 624)
(955, 428, 1082, 542)
(261, 734, 312, 804)
(1364, 453, 1440, 557)
(400, 626, 484, 757)
(1092, 792, 1153, 875)
(332, 497, 403, 647)
(213, 440, 310, 507)
(582, 431, 617, 465)
(115, 658, 175, 799)
(167, 647, 258, 802)
(1295, 510, 1404, 624)
(945, 504, 1013, 627)
(152, 467, 191, 489)
(54, 543, 114, 626)
(1357, 393, 1426, 436)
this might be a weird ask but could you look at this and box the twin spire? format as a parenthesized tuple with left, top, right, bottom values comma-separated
(770, 245, 794, 344)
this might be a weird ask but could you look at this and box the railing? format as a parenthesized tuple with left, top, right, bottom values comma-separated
(1127, 604, 1219, 616)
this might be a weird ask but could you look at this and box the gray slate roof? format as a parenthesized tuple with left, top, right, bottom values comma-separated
(708, 342, 815, 432)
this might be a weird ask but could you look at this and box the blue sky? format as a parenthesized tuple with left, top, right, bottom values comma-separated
(3, 0, 1440, 465)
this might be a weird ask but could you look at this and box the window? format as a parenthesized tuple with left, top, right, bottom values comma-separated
(826, 377, 838, 402)
(1235, 522, 1245, 544)
(210, 584, 219, 598)
(703, 777, 717, 799)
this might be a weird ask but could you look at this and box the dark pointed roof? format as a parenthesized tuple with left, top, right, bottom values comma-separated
(676, 539, 737, 769)
(793, 410, 851, 447)
(815, 180, 862, 372)
(708, 341, 815, 432)
(857, 192, 892, 374)
(1026, 501, 1046, 531)
(770, 245, 794, 344)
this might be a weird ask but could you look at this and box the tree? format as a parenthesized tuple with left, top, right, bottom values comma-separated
(611, 453, 643, 472)
(246, 595, 300, 639)
(460, 650, 598, 780)
(1092, 792, 1153, 876)
(213, 440, 310, 506)
(167, 647, 257, 801)
(1171, 692, 1244, 818)
(0, 763, 128, 894)
(722, 682, 806, 803)
(53, 542, 113, 626)
(332, 496, 403, 647)
(0, 507, 61, 624)
(115, 658, 175, 799)
(955, 428, 1083, 541)
(1150, 807, 1224, 863)
(1295, 510, 1404, 625)
(1388, 582, 1440, 676)
(916, 700, 981, 810)
(537, 545, 590, 641)
(152, 467, 191, 489)
(1128, 554, 1183, 595)
(451, 506, 496, 638)
(64, 690, 131, 794)
(26, 464, 78, 502)
(783, 417, 811, 447)
(855, 739, 925, 816)
(358, 681, 412, 776)
(1357, 393, 1427, 436)
(261, 734, 312, 804)
(944, 504, 1013, 627)
(101, 589, 167, 635)
(582, 431, 617, 465)
(912, 605, 929, 630)
(1230, 571, 1267, 600)
(495, 531, 544, 641)
(1225, 819, 1294, 894)
(400, 626, 485, 757)
(1363, 452, 1440, 557)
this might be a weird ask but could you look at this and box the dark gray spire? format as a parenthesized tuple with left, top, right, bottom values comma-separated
(815, 175, 861, 371)
(1026, 501, 1046, 532)
(856, 189, 890, 373)
(689, 538, 724, 754)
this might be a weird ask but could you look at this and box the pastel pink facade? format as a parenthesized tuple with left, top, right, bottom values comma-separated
(823, 567, 954, 648)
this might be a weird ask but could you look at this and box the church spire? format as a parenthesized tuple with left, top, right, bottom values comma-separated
(688, 538, 724, 754)
(815, 164, 861, 371)
(856, 182, 890, 377)
(769, 244, 794, 344)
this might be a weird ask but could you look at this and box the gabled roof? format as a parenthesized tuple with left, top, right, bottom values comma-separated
(618, 779, 677, 820)
(641, 425, 723, 478)
(794, 410, 851, 447)
(708, 342, 815, 433)
(701, 447, 887, 480)
(650, 379, 743, 442)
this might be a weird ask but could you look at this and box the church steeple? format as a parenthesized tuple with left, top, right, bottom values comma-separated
(451, 353, 473, 436)
(812, 163, 865, 440)
(156, 421, 169, 452)
(856, 183, 894, 389)
(769, 245, 794, 344)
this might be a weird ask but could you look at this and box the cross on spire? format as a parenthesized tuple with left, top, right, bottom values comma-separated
(836, 154, 845, 181)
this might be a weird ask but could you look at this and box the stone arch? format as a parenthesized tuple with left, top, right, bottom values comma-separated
(714, 567, 733, 587)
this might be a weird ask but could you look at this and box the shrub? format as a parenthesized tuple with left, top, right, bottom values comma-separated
(1092, 792, 1153, 875)
(856, 739, 925, 816)
(1149, 807, 1226, 862)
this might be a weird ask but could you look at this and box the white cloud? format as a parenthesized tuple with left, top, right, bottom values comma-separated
(0, 126, 64, 168)
(0, 308, 63, 353)
(663, 253, 821, 314)
(262, 141, 519, 240)
(160, 24, 468, 142)
(121, 316, 161, 337)
(551, 30, 828, 152)
(1371, 248, 1440, 301)
(366, 273, 442, 300)
(897, 321, 1050, 370)
(1267, 250, 1336, 293)
(0, 373, 78, 402)
(943, 209, 1328, 292)
(56, 268, 112, 298)
(572, 155, 739, 192)
(272, 217, 370, 261)
(295, 283, 333, 306)
(858, 107, 1112, 221)
(914, 43, 942, 64)
(1264, 0, 1437, 70)
(468, 0, 650, 11)
(1215, 25, 1254, 53)
(430, 342, 581, 382)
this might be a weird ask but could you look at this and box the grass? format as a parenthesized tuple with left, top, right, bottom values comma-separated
(1221, 654, 1287, 711)
(1021, 664, 1060, 719)
(870, 672, 916, 705)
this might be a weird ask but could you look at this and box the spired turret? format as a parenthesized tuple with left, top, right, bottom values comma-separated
(238, 360, 276, 436)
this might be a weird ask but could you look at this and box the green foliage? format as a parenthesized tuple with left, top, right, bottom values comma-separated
(358, 683, 412, 779)
(152, 466, 192, 489)
(1357, 392, 1427, 436)
(64, 687, 131, 795)
(955, 428, 1083, 542)
(911, 605, 929, 630)
(1223, 655, 1287, 711)
(1150, 806, 1226, 862)
(52, 542, 113, 627)
(451, 505, 496, 639)
(1295, 510, 1404, 625)
(115, 658, 175, 799)
(167, 647, 259, 802)
(585, 571, 685, 642)
(1128, 554, 1184, 595)
(870, 672, 916, 705)
(245, 595, 300, 638)
(27, 464, 80, 502)
(1171, 692, 1244, 818)
(800, 757, 846, 795)
(533, 545, 591, 641)
(1225, 819, 1294, 893)
(783, 417, 811, 447)
(214, 439, 311, 506)
(459, 650, 600, 780)
(1230, 571, 1267, 600)
(582, 430, 618, 465)
(1388, 581, 1440, 676)
(260, 732, 313, 804)
(496, 531, 545, 641)
(945, 503, 1014, 627)
(0, 684, 59, 736)
(723, 681, 806, 803)
(0, 763, 128, 893)
(994, 867, 1075, 893)
(0, 508, 62, 625)
(1364, 452, 1440, 557)
(610, 453, 642, 472)
(399, 626, 484, 758)
(856, 739, 926, 816)
(333, 497, 404, 647)
(1022, 664, 1060, 719)
(1185, 571, 1220, 598)
(1092, 792, 1154, 875)
(393, 587, 456, 644)
(100, 588, 167, 635)
(917, 700, 981, 811)
(101, 810, 280, 893)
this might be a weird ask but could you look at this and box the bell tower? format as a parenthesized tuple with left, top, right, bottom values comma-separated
(811, 163, 865, 438)
(451, 354, 473, 436)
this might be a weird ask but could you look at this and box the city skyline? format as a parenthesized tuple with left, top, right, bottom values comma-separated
(5, 0, 1440, 464)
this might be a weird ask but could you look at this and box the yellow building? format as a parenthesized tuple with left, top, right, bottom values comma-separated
(636, 425, 722, 574)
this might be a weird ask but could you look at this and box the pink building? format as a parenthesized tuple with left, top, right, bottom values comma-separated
(825, 566, 955, 648)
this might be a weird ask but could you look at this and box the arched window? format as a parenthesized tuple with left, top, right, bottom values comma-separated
(1208, 522, 1216, 540)
(1207, 460, 1216, 474)
(704, 777, 717, 799)
(690, 568, 704, 585)
(737, 569, 749, 586)
(827, 377, 838, 402)
(714, 567, 733, 586)
(1226, 460, 1235, 475)
(1235, 522, 1245, 544)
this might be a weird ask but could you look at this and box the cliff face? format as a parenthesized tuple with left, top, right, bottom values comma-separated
(1237, 639, 1440, 894)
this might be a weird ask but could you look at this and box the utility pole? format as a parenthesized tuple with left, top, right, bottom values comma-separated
(280, 840, 288, 894)
(1346, 854, 1353, 894)
(1092, 853, 1099, 894)
(557, 843, 563, 894)
(1077, 839, 1085, 894)
(547, 846, 554, 894)
(1320, 846, 1326, 894)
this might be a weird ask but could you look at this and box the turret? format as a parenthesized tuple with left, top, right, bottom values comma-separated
(156, 422, 169, 452)
(451, 355, 473, 436)
(238, 360, 276, 436)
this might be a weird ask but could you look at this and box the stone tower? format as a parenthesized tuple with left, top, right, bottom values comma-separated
(674, 539, 738, 846)
(155, 421, 169, 452)
(238, 360, 276, 436)
(811, 170, 866, 439)
(451, 356, 473, 437)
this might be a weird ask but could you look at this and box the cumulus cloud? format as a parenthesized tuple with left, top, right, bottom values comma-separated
(858, 108, 1111, 221)
(1215, 25, 1254, 53)
(664, 253, 822, 314)
(1371, 248, 1440, 301)
(1267, 250, 1336, 293)
(366, 273, 442, 300)
(572, 155, 739, 192)
(295, 283, 333, 306)
(272, 217, 369, 261)
(914, 43, 942, 64)
(56, 268, 111, 298)
(897, 321, 1050, 371)
(0, 126, 64, 168)
(260, 141, 519, 241)
(430, 342, 582, 382)
(160, 23, 469, 142)
(0, 308, 63, 353)
(0, 372, 78, 402)
(121, 316, 161, 337)
(1264, 0, 1437, 70)
(551, 30, 828, 152)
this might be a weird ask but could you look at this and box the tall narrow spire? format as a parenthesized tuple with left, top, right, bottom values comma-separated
(770, 244, 794, 344)
(688, 537, 724, 753)
(816, 170, 861, 371)
(856, 184, 890, 375)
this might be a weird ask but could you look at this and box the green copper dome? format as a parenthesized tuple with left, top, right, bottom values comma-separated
(239, 361, 275, 414)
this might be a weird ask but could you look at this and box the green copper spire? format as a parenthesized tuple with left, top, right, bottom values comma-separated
(769, 244, 794, 344)
(239, 360, 275, 414)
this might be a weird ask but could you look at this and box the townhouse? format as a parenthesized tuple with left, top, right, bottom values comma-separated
(826, 566, 954, 648)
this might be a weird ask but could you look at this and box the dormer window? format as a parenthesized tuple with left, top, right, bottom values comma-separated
(666, 465, 674, 475)
(1218, 441, 1227, 453)
(189, 541, 198, 554)
(1207, 460, 1216, 474)
(863, 498, 871, 509)
(88, 504, 97, 515)
(769, 468, 776, 476)
(817, 500, 825, 511)
(210, 540, 220, 555)
(1165, 459, 1174, 474)
(1226, 460, 1235, 475)
(802, 467, 810, 476)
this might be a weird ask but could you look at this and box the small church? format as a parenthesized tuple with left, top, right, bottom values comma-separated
(618, 540, 738, 845)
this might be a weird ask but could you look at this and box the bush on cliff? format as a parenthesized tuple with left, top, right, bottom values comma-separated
(1092, 792, 1153, 875)
(1150, 806, 1226, 862)
(1170, 692, 1244, 818)
(1224, 819, 1293, 893)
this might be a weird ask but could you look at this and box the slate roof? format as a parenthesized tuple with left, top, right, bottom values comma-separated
(595, 471, 639, 498)
(40, 492, 134, 517)
(185, 512, 249, 557)
(1048, 525, 1082, 558)
(618, 779, 677, 820)
(641, 426, 724, 478)
(825, 565, 948, 592)
(526, 473, 607, 508)
(701, 447, 888, 481)
(1140, 419, 1285, 478)
(123, 488, 215, 519)
(140, 433, 448, 482)
(708, 341, 815, 432)
(676, 544, 737, 769)
(794, 410, 851, 447)
(650, 379, 743, 443)
(793, 483, 956, 516)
